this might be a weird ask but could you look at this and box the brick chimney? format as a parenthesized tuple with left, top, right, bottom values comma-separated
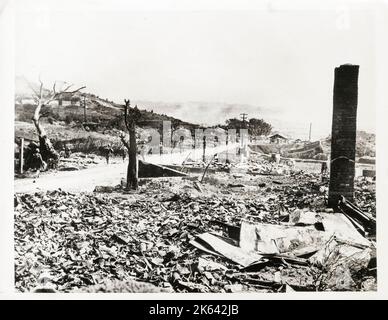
(328, 64, 359, 208)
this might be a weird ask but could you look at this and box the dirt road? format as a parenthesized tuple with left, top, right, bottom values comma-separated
(14, 162, 127, 193)
(14, 143, 240, 193)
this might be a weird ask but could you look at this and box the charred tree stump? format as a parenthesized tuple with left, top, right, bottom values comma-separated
(123, 99, 141, 190)
(202, 136, 206, 162)
(127, 125, 138, 190)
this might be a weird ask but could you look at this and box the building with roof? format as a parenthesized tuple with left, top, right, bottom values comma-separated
(269, 133, 289, 144)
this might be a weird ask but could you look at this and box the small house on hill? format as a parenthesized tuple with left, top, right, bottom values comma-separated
(269, 133, 289, 144)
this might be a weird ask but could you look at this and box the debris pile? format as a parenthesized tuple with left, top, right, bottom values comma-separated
(14, 172, 376, 292)
(354, 177, 376, 216)
(56, 152, 105, 171)
(246, 153, 295, 176)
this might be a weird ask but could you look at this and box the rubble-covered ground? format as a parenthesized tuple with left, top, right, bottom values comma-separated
(14, 149, 376, 293)
(14, 160, 376, 293)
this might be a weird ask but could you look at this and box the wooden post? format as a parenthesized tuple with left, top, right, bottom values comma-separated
(202, 136, 206, 162)
(328, 64, 359, 207)
(19, 138, 24, 174)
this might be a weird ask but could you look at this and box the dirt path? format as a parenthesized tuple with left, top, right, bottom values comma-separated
(14, 162, 127, 193)
(14, 144, 240, 194)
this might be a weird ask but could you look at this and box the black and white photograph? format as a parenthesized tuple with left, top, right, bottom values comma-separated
(1, 0, 388, 302)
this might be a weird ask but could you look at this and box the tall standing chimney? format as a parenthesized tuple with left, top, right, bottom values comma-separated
(328, 64, 359, 208)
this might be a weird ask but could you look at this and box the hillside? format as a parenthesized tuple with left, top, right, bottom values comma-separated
(14, 78, 204, 159)
(15, 77, 197, 134)
(322, 131, 376, 158)
(14, 78, 375, 160)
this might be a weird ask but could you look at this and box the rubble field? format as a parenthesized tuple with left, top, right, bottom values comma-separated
(14, 162, 376, 293)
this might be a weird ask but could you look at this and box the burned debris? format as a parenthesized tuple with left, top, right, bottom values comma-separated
(14, 169, 376, 293)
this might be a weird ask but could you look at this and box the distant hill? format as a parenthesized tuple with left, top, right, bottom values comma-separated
(14, 77, 316, 139)
(15, 77, 197, 133)
(131, 100, 273, 126)
(322, 131, 375, 158)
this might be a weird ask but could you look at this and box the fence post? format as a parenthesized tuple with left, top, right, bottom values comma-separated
(19, 138, 24, 174)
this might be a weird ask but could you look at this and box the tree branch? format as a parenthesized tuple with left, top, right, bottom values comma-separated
(62, 83, 74, 92)
(25, 77, 39, 97)
(52, 81, 57, 96)
(65, 86, 86, 95)
(120, 133, 130, 151)
(38, 76, 44, 100)
(123, 99, 131, 132)
(46, 85, 86, 105)
(40, 110, 51, 119)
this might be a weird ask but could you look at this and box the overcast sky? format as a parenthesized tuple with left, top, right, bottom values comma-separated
(14, 0, 377, 139)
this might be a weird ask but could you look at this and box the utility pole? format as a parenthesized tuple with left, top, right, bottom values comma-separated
(308, 122, 312, 141)
(240, 113, 248, 146)
(83, 95, 87, 122)
(240, 113, 248, 124)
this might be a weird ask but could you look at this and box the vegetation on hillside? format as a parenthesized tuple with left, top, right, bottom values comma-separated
(14, 79, 375, 161)
(322, 131, 375, 158)
(221, 117, 272, 136)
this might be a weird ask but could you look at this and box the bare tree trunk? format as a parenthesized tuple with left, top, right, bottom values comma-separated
(122, 99, 140, 191)
(127, 126, 138, 190)
(202, 136, 206, 162)
(32, 103, 59, 167)
(26, 80, 85, 170)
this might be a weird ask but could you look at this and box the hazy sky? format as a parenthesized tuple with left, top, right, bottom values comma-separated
(14, 0, 377, 139)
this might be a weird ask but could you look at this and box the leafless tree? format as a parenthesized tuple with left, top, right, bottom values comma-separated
(120, 99, 141, 190)
(28, 78, 85, 168)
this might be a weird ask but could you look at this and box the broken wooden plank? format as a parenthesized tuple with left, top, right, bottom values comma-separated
(339, 196, 376, 234)
(211, 220, 240, 241)
(138, 160, 188, 178)
(190, 232, 263, 267)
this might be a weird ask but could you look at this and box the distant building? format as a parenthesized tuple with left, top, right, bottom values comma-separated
(269, 133, 289, 144)
(58, 96, 81, 107)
